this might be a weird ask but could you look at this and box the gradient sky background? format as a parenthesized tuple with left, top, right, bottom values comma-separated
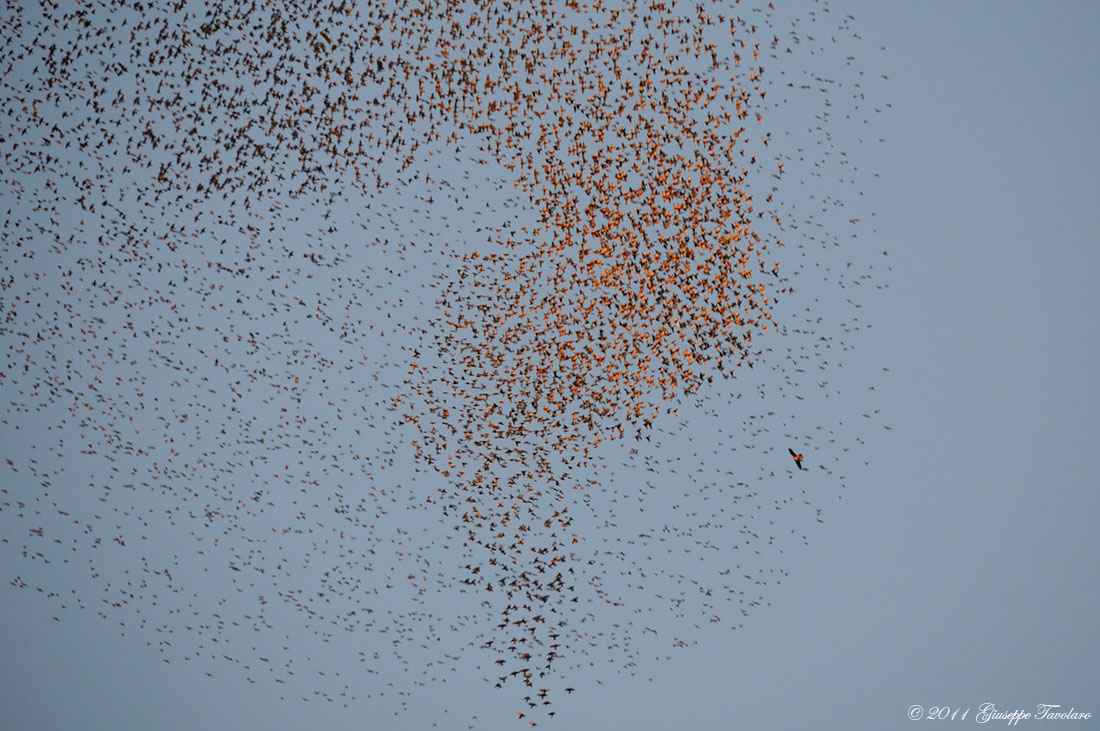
(2, 1, 1098, 730)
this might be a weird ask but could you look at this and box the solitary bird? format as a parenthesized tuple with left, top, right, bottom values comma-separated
(788, 448, 805, 470)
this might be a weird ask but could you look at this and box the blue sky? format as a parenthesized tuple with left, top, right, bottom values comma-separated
(1, 1, 1097, 729)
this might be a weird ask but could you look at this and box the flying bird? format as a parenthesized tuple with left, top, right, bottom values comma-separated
(0, 0, 887, 723)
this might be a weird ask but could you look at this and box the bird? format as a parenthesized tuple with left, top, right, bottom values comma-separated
(0, 0, 888, 724)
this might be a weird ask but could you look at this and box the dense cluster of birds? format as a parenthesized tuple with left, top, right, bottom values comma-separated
(1, 0, 889, 724)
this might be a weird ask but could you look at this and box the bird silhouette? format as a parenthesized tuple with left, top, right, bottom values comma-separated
(0, 0, 889, 723)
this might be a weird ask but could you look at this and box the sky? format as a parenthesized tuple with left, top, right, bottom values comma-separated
(1, 1, 1098, 730)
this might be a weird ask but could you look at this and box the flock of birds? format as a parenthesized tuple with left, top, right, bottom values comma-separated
(0, 0, 889, 725)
